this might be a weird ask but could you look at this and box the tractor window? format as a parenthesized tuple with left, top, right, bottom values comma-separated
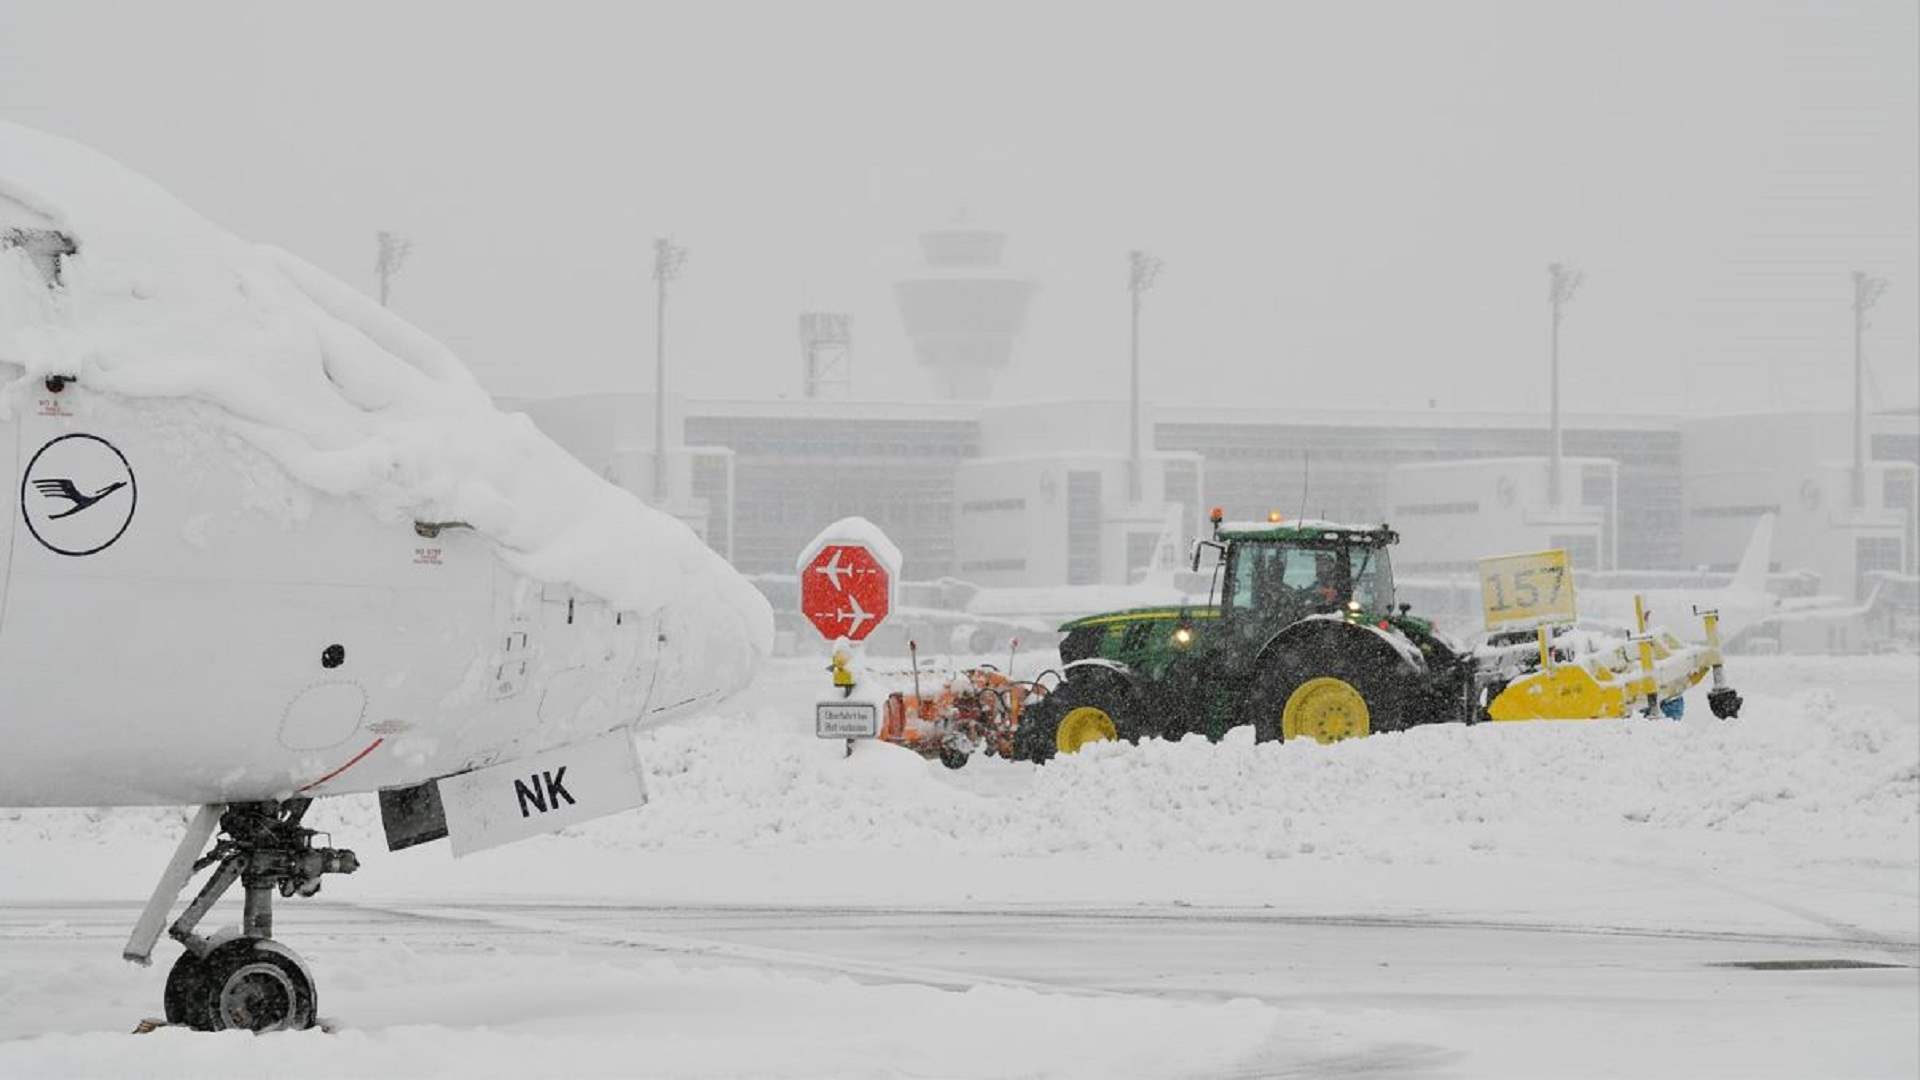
(1351, 546, 1394, 612)
(1228, 544, 1333, 613)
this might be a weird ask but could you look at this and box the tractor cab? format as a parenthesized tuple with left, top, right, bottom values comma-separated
(1198, 515, 1400, 635)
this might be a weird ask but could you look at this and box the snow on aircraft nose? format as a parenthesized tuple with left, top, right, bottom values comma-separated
(660, 529, 776, 703)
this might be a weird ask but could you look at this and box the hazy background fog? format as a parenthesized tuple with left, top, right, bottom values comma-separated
(3, 0, 1913, 414)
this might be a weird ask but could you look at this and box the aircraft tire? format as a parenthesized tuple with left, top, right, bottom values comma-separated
(197, 937, 318, 1032)
(162, 949, 215, 1030)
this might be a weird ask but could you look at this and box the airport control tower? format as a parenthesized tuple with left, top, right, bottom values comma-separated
(893, 223, 1035, 399)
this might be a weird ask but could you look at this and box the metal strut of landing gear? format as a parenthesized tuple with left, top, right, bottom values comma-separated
(123, 799, 359, 1032)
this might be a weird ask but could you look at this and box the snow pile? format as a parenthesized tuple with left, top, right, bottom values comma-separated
(0, 121, 770, 659)
(581, 662, 1918, 867)
(792, 515, 902, 578)
(13, 658, 1910, 871)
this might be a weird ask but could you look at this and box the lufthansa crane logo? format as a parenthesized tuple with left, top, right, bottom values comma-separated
(21, 433, 137, 557)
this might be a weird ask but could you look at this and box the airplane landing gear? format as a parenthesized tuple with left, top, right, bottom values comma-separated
(127, 799, 357, 1032)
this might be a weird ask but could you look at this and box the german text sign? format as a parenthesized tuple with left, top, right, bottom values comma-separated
(816, 701, 878, 739)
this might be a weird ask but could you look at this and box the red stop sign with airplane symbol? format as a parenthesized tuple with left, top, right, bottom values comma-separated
(800, 544, 892, 642)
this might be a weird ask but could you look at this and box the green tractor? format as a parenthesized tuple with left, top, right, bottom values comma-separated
(1012, 513, 1474, 761)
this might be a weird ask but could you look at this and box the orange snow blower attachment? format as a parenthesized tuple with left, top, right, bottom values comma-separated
(881, 666, 1042, 768)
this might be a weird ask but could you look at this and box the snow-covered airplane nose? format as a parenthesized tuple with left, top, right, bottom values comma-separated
(629, 524, 775, 720)
(679, 539, 777, 701)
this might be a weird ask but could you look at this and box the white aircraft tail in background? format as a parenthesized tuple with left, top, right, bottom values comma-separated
(1727, 512, 1774, 600)
(1585, 514, 1778, 643)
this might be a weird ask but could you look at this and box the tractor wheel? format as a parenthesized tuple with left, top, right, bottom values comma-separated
(1249, 639, 1407, 745)
(1013, 677, 1132, 763)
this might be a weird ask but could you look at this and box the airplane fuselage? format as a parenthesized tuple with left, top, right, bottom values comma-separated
(0, 384, 748, 806)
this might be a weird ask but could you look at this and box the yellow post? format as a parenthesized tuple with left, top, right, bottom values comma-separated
(1700, 608, 1730, 692)
(1536, 625, 1554, 670)
(1634, 638, 1658, 715)
(1627, 594, 1657, 715)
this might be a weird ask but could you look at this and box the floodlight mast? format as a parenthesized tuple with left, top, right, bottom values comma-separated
(653, 237, 689, 503)
(1546, 262, 1583, 506)
(1128, 249, 1163, 504)
(1851, 269, 1888, 509)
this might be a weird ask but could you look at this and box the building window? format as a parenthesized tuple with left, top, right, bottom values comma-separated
(1394, 501, 1479, 516)
(1580, 463, 1616, 569)
(1549, 534, 1599, 571)
(1126, 531, 1159, 583)
(1067, 471, 1102, 586)
(1885, 470, 1914, 510)
(1887, 468, 1919, 574)
(690, 453, 731, 560)
(959, 558, 1027, 573)
(1164, 459, 1201, 544)
(1856, 536, 1903, 602)
(1690, 504, 1781, 518)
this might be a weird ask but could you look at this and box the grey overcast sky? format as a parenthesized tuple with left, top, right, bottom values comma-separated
(2, 1, 1914, 415)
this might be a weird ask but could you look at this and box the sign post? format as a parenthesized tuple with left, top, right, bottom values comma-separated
(795, 518, 901, 755)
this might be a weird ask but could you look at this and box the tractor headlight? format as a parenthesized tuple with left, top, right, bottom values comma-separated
(1173, 625, 1194, 647)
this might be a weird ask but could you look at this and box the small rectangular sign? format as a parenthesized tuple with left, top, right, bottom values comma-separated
(817, 701, 879, 739)
(1478, 548, 1578, 630)
(437, 729, 648, 857)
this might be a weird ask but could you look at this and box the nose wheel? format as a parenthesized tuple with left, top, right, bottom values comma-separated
(165, 937, 318, 1032)
(128, 799, 355, 1032)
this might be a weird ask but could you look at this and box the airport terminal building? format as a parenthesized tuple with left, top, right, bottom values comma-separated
(513, 225, 1919, 606)
(515, 391, 1916, 606)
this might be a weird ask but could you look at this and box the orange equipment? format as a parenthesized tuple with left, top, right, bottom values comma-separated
(880, 666, 1043, 769)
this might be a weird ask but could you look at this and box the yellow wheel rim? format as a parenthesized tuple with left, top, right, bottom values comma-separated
(1056, 706, 1119, 754)
(1280, 677, 1370, 744)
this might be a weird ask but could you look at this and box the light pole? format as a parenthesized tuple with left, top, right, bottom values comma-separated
(375, 231, 412, 308)
(1128, 249, 1163, 504)
(1851, 270, 1888, 509)
(653, 237, 689, 503)
(1546, 262, 1583, 507)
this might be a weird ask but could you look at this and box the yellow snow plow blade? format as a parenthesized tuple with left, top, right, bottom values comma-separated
(1487, 664, 1626, 721)
(1488, 623, 1720, 722)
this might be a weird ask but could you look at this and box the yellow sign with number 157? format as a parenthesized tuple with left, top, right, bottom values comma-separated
(1478, 549, 1577, 630)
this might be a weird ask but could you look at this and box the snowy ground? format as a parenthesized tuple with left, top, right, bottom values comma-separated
(3, 653, 1916, 1078)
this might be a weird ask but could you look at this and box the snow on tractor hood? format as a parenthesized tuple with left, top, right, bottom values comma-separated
(0, 120, 773, 676)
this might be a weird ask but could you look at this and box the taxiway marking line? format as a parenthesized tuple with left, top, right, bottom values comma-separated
(345, 901, 1128, 999)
